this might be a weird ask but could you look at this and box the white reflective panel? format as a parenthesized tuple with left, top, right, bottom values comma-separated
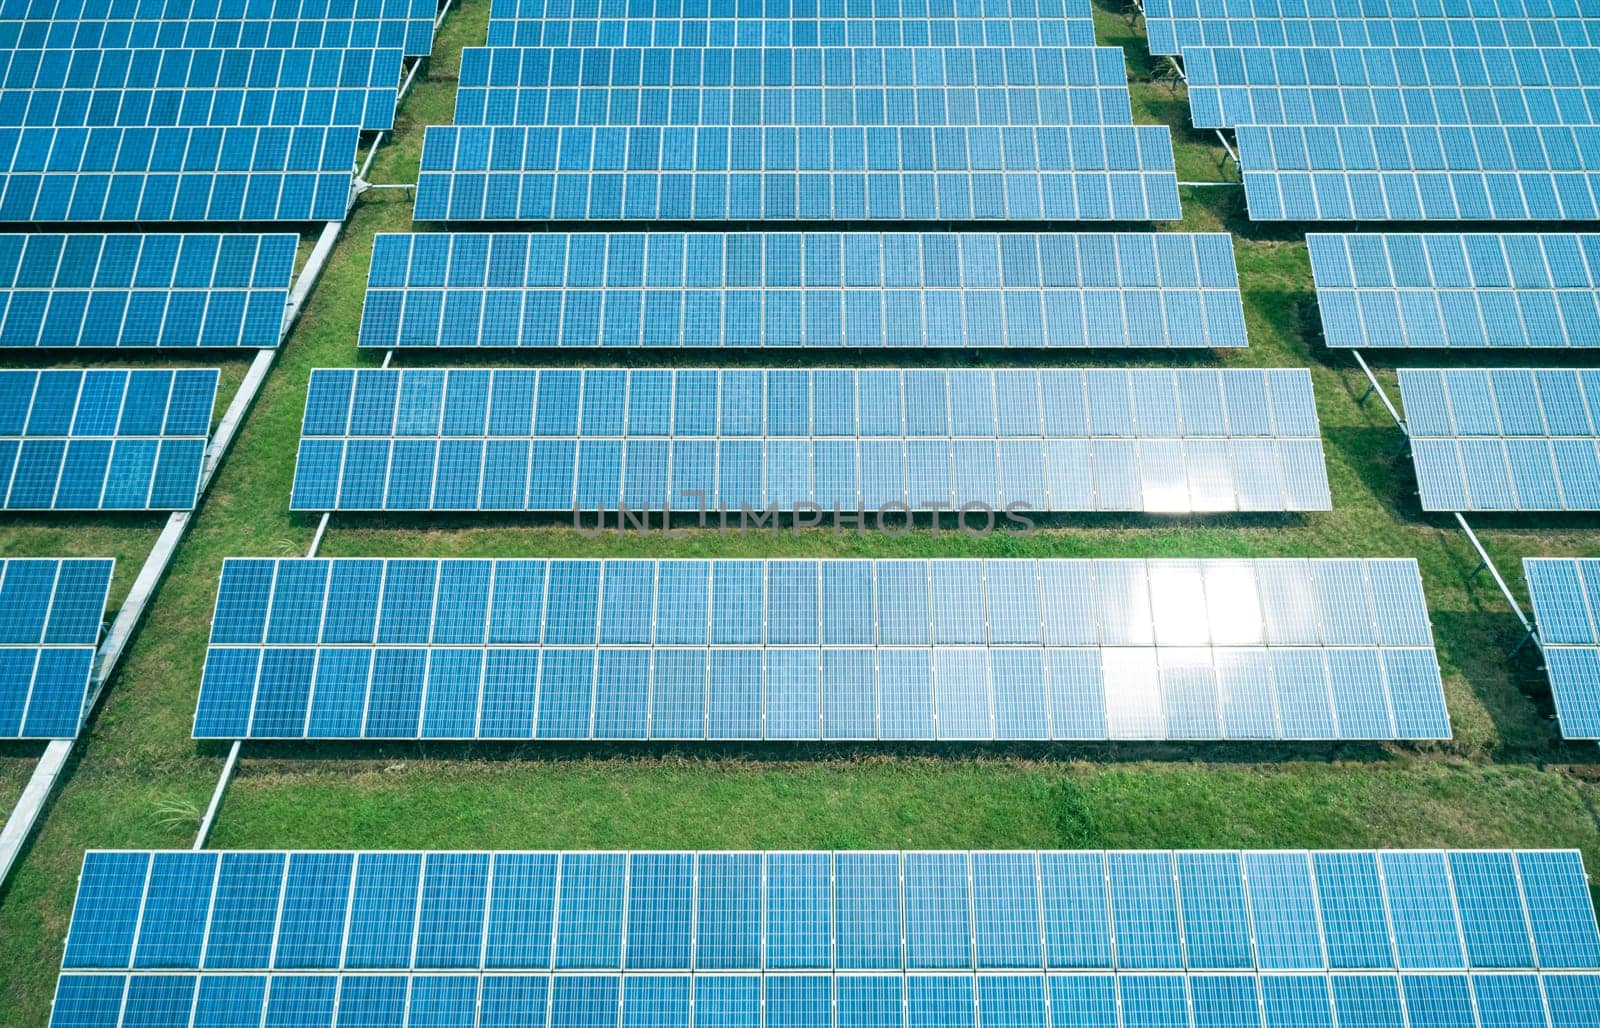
(1148, 561, 1211, 647)
(1139, 439, 1193, 512)
(1101, 649, 1164, 739)
(1204, 561, 1265, 646)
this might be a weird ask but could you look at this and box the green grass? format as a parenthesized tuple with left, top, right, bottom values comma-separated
(3, 1, 1600, 1022)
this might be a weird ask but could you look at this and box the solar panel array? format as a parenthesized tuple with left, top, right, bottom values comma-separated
(1237, 124, 1600, 221)
(0, 368, 216, 511)
(192, 556, 1445, 741)
(1525, 557, 1600, 739)
(1399, 368, 1600, 512)
(0, 557, 111, 738)
(357, 231, 1248, 349)
(1143, 0, 1600, 55)
(1185, 46, 1600, 128)
(414, 124, 1183, 222)
(452, 46, 1134, 127)
(288, 368, 1332, 513)
(0, 46, 403, 131)
(0, 233, 296, 349)
(49, 848, 1600, 1028)
(0, 124, 358, 223)
(0, 0, 439, 56)
(1308, 233, 1600, 350)
(485, 0, 1099, 48)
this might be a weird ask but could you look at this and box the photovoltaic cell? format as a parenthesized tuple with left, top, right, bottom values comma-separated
(192, 556, 1442, 741)
(453, 46, 1133, 126)
(1526, 557, 1600, 738)
(0, 233, 296, 349)
(1184, 46, 1600, 128)
(414, 124, 1182, 221)
(358, 231, 1247, 349)
(1239, 124, 1600, 222)
(0, 47, 403, 131)
(289, 368, 1329, 513)
(51, 848, 1600, 1028)
(1309, 233, 1600, 350)
(0, 368, 217, 510)
(1398, 368, 1600, 511)
(0, 557, 112, 737)
(0, 0, 438, 55)
(0, 124, 357, 223)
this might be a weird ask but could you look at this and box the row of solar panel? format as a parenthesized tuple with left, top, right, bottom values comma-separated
(14, 0, 435, 17)
(1399, 367, 1600, 437)
(0, 558, 112, 738)
(208, 558, 1430, 650)
(0, 15, 435, 56)
(0, 80, 397, 131)
(0, 232, 295, 349)
(1143, 0, 1600, 17)
(484, 0, 1098, 17)
(68, 848, 1599, 973)
(1308, 233, 1600, 348)
(359, 232, 1245, 348)
(1147, 17, 1600, 54)
(45, 970, 1600, 1028)
(0, 44, 400, 93)
(454, 84, 1135, 127)
(299, 368, 1319, 440)
(290, 435, 1332, 513)
(1193, 83, 1600, 127)
(457, 45, 1128, 87)
(1526, 558, 1600, 739)
(1239, 124, 1600, 173)
(0, 369, 216, 511)
(1243, 169, 1600, 221)
(1409, 437, 1600, 511)
(1184, 45, 1600, 88)
(415, 167, 1182, 221)
(195, 640, 1445, 740)
(485, 19, 1099, 49)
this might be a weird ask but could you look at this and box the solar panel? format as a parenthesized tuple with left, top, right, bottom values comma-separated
(358, 232, 1248, 349)
(0, 233, 296, 349)
(192, 556, 1439, 741)
(414, 125, 1183, 221)
(484, 0, 1097, 47)
(1185, 46, 1600, 128)
(51, 848, 1600, 1028)
(1238, 124, 1600, 222)
(0, 125, 357, 223)
(0, 48, 404, 131)
(0, 368, 217, 510)
(1524, 557, 1600, 737)
(288, 368, 1330, 513)
(453, 46, 1134, 127)
(0, 557, 112, 738)
(0, 0, 439, 55)
(1309, 233, 1600, 349)
(487, 15, 1099, 47)
(1398, 368, 1600, 512)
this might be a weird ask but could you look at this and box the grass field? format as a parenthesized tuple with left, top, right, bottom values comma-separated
(3, 2, 1600, 1022)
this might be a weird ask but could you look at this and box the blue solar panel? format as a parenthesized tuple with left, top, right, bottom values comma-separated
(1185, 46, 1600, 128)
(1239, 124, 1600, 221)
(0, 368, 216, 510)
(414, 124, 1182, 221)
(1526, 557, 1600, 738)
(0, 557, 112, 738)
(1399, 368, 1600, 511)
(0, 0, 438, 55)
(485, 0, 1096, 47)
(1143, 0, 1600, 54)
(193, 556, 1442, 741)
(453, 46, 1132, 126)
(0, 233, 295, 348)
(52, 848, 1600, 1027)
(358, 231, 1247, 349)
(1309, 233, 1600, 350)
(0, 47, 403, 130)
(0, 125, 356, 223)
(290, 368, 1328, 513)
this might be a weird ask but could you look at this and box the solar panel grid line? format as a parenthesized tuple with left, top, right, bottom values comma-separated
(1143, 16, 1600, 55)
(359, 231, 1247, 349)
(0, 557, 113, 737)
(485, 0, 1096, 17)
(484, 18, 1100, 48)
(0, 18, 436, 56)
